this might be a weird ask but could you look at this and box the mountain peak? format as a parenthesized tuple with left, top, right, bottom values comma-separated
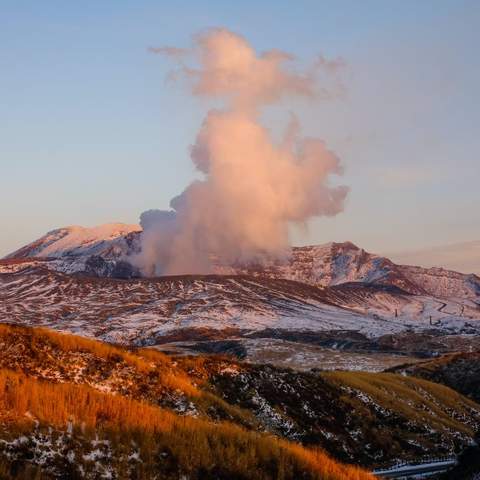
(331, 240, 362, 251)
(5, 223, 480, 301)
(6, 223, 141, 260)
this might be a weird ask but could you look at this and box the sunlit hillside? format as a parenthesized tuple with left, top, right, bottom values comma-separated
(0, 323, 479, 478)
(0, 369, 373, 480)
(0, 324, 375, 479)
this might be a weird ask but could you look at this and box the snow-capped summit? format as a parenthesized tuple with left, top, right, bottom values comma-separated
(6, 223, 141, 260)
(5, 223, 480, 302)
(219, 241, 479, 300)
(5, 223, 142, 277)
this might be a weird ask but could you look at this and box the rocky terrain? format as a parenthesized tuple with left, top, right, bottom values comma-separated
(0, 323, 479, 479)
(390, 351, 480, 403)
(437, 439, 480, 480)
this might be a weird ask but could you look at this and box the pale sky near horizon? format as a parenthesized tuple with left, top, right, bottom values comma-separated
(1, 0, 479, 259)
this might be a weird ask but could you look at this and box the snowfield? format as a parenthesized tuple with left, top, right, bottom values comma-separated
(1, 262, 479, 347)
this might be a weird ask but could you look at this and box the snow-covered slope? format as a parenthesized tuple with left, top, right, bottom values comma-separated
(221, 242, 480, 301)
(5, 223, 480, 303)
(5, 224, 141, 276)
(1, 261, 479, 346)
(7, 223, 141, 260)
(221, 242, 423, 293)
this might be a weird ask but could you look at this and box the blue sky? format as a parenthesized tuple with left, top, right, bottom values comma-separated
(1, 0, 479, 257)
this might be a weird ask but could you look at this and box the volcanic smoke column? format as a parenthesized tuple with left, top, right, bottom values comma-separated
(135, 28, 349, 275)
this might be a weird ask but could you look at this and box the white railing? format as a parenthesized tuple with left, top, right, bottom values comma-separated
(373, 455, 457, 476)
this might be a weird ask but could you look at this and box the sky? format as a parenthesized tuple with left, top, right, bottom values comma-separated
(1, 0, 479, 261)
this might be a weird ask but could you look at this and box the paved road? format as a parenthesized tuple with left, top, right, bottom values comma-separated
(374, 459, 456, 478)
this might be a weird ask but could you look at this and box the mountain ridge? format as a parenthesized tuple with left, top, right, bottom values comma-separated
(6, 223, 480, 303)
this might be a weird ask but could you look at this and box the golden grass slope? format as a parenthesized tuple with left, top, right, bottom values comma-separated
(1, 323, 479, 477)
(0, 368, 373, 480)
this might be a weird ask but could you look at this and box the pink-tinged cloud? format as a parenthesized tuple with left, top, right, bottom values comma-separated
(135, 28, 348, 275)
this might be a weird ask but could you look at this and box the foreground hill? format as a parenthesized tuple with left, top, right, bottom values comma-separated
(0, 323, 374, 480)
(390, 351, 480, 403)
(437, 439, 480, 480)
(0, 323, 479, 476)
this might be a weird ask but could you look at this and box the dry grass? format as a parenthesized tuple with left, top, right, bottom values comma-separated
(0, 368, 374, 480)
(0, 323, 150, 371)
(0, 323, 201, 398)
(322, 371, 479, 435)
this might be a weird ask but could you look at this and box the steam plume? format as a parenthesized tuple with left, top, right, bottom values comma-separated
(135, 28, 349, 275)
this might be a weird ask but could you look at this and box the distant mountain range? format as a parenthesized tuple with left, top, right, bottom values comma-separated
(1, 223, 479, 358)
(5, 223, 480, 301)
